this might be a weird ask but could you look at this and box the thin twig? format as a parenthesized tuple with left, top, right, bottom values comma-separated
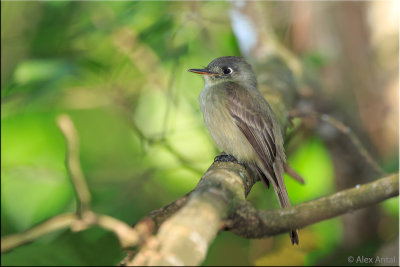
(319, 113, 386, 176)
(1, 114, 153, 254)
(0, 210, 153, 254)
(284, 163, 305, 184)
(57, 115, 92, 215)
(1, 213, 77, 253)
(96, 214, 152, 249)
(290, 110, 386, 176)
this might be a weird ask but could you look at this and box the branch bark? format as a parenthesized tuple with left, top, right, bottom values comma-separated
(126, 161, 257, 266)
(125, 162, 398, 266)
(228, 173, 398, 238)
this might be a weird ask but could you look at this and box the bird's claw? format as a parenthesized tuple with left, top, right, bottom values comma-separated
(214, 153, 239, 164)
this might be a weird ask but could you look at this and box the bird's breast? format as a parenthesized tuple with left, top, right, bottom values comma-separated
(199, 85, 257, 163)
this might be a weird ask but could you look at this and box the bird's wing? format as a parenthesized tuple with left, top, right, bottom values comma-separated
(224, 82, 279, 188)
(225, 82, 299, 245)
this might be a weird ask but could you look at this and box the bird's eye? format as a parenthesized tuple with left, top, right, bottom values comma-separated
(223, 67, 233, 74)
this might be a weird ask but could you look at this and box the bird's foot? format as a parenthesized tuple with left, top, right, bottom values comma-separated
(214, 153, 246, 168)
(214, 152, 238, 163)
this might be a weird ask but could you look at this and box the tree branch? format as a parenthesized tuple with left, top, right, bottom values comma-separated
(123, 161, 398, 266)
(123, 161, 258, 266)
(227, 173, 398, 238)
(145, 191, 192, 229)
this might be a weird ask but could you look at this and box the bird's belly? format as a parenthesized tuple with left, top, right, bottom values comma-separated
(200, 93, 257, 163)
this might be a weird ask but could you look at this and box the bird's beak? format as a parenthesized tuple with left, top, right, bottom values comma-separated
(188, 69, 218, 75)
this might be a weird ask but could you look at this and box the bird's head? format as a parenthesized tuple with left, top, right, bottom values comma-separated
(188, 56, 257, 88)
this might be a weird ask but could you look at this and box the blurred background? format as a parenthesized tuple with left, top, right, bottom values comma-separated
(1, 1, 398, 266)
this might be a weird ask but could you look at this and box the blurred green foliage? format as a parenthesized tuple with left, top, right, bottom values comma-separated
(1, 1, 398, 266)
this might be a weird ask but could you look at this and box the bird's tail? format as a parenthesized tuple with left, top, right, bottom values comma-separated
(289, 229, 299, 245)
(275, 188, 299, 245)
(254, 160, 299, 245)
(272, 161, 299, 245)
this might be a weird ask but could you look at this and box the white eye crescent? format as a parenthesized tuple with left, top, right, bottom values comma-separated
(223, 67, 233, 74)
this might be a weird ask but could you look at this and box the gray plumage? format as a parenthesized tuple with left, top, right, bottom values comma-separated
(189, 56, 299, 245)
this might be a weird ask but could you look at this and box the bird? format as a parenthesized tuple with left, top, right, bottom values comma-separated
(188, 56, 299, 245)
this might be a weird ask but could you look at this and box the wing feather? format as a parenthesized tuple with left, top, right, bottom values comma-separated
(224, 82, 299, 245)
(225, 83, 279, 187)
